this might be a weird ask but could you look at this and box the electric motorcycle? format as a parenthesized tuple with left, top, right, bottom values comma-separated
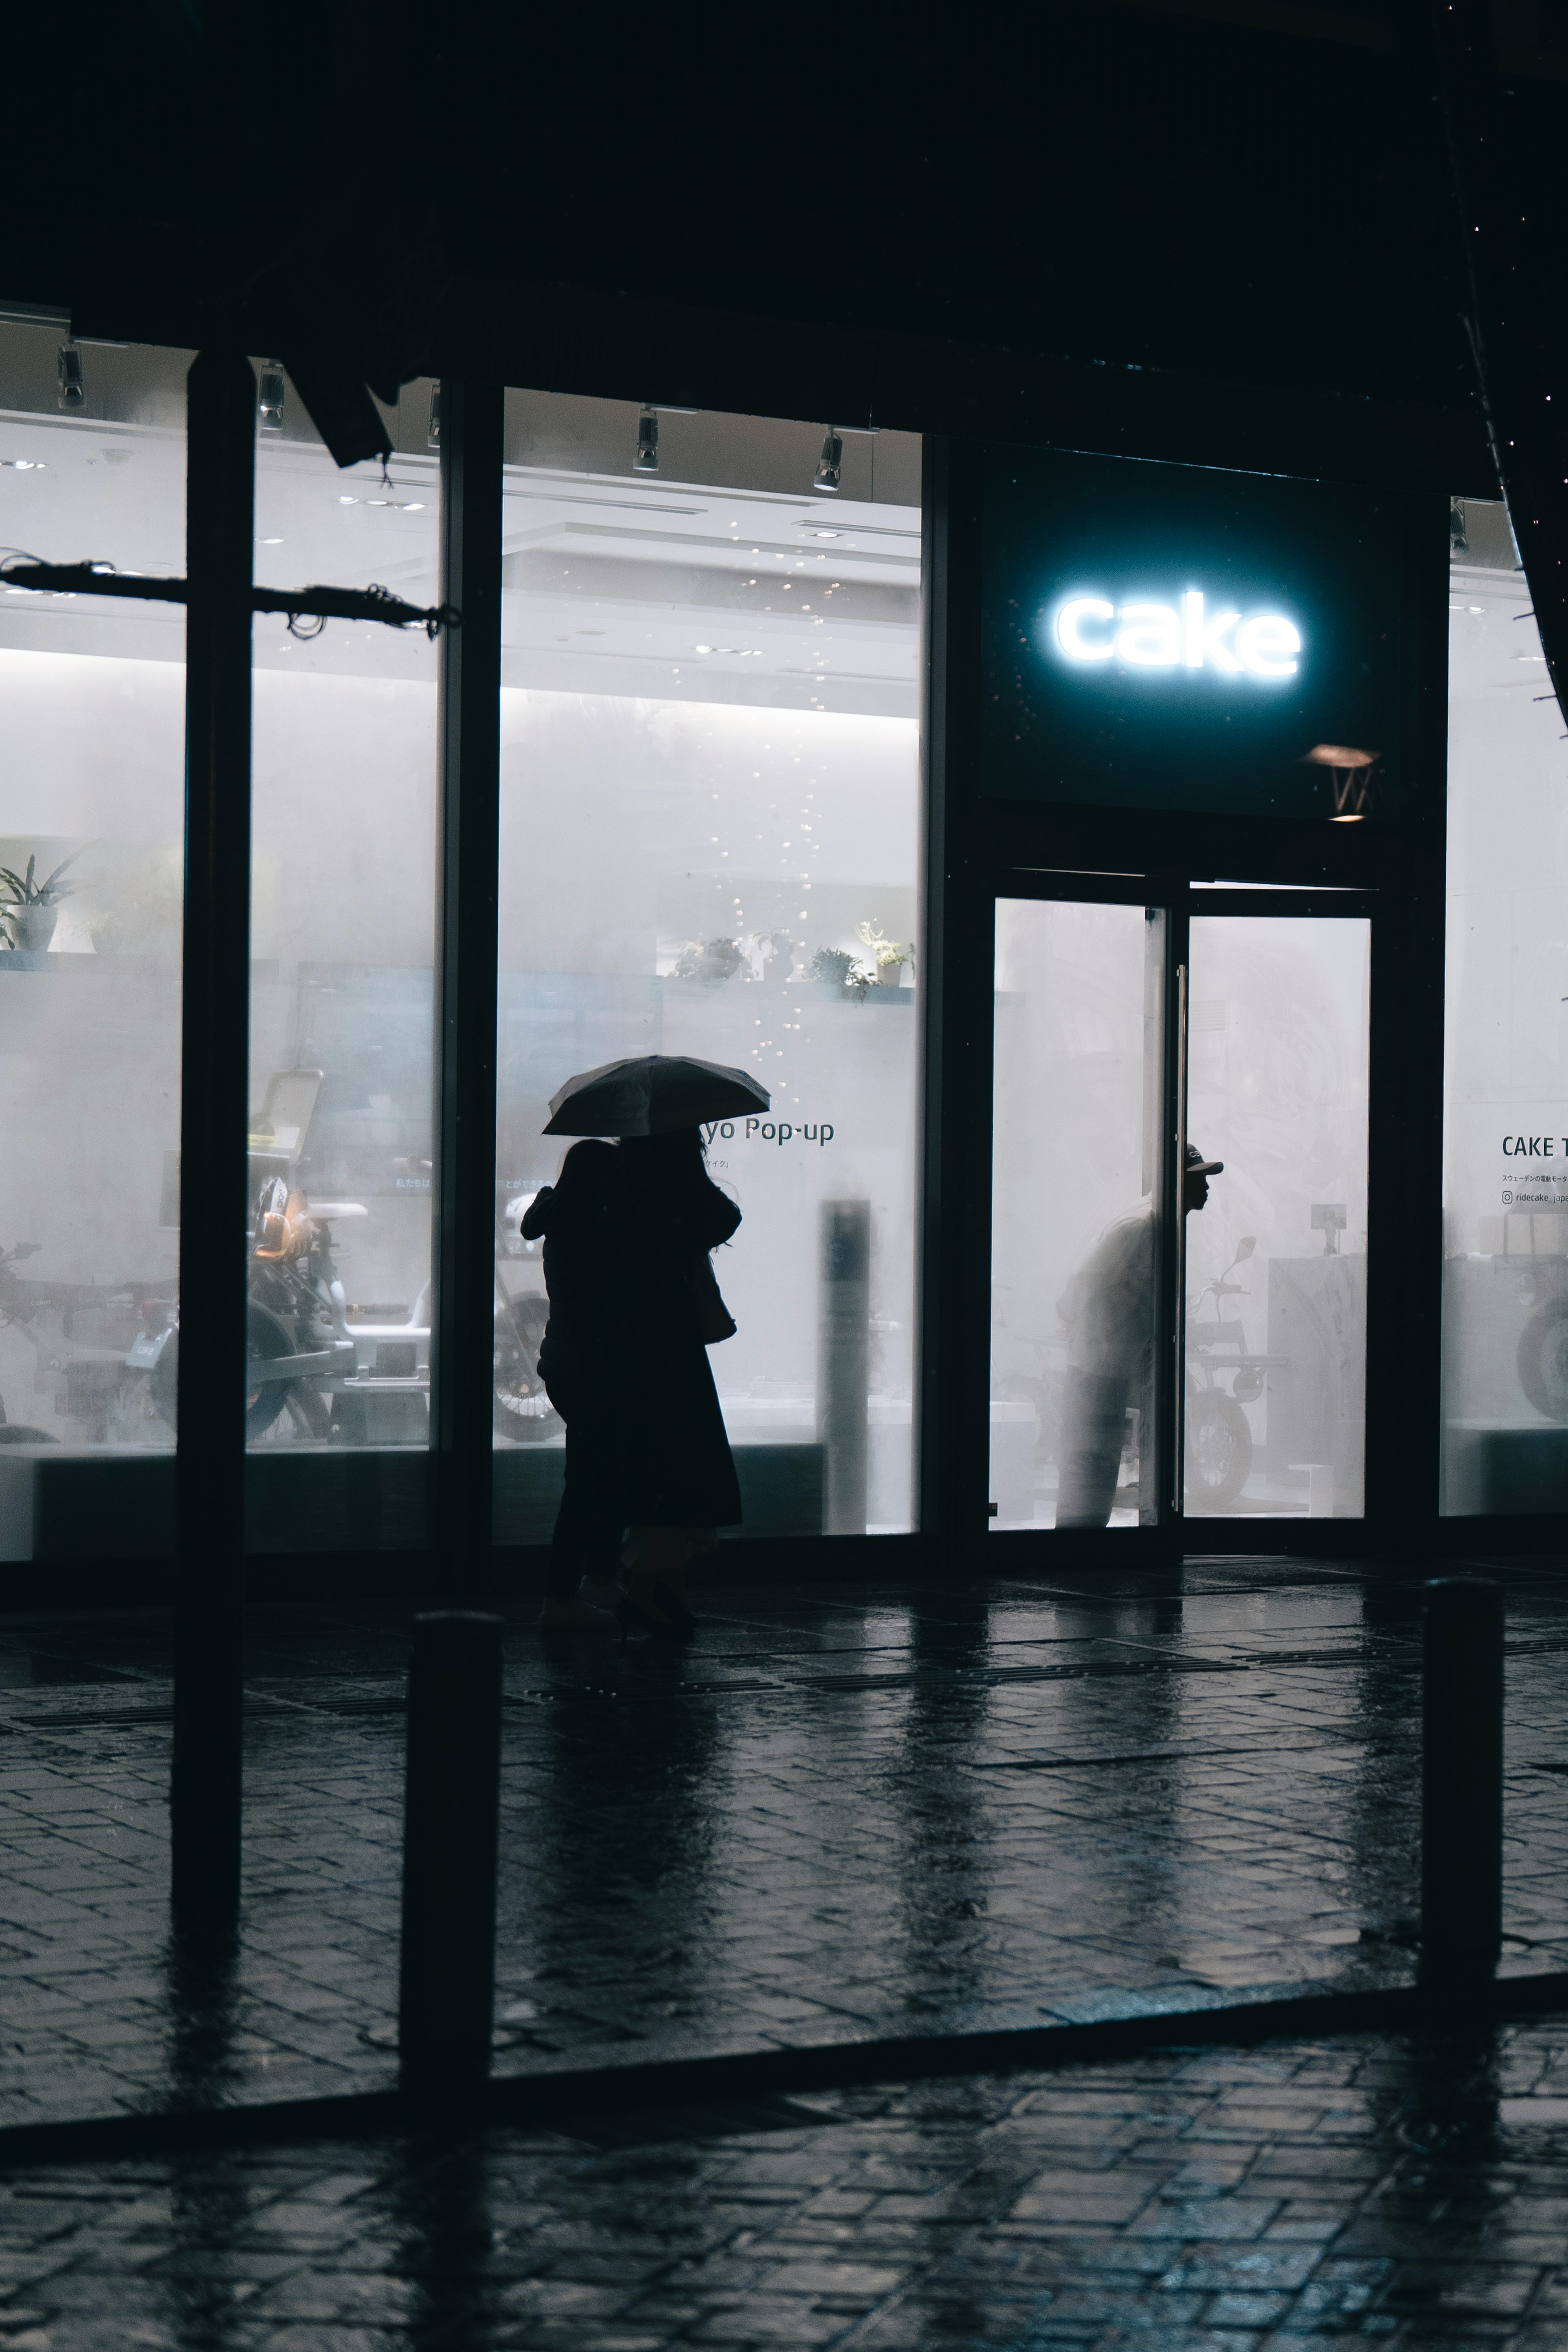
(127, 1179, 430, 1442)
(124, 1182, 558, 1444)
(1184, 1237, 1284, 1507)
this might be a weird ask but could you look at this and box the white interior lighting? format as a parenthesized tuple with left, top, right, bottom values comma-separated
(634, 404, 659, 475)
(813, 429, 842, 494)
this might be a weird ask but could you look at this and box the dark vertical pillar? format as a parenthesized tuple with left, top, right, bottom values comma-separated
(819, 1201, 871, 1533)
(171, 351, 256, 1930)
(431, 385, 504, 1593)
(1421, 1576, 1504, 1987)
(917, 435, 950, 1553)
(399, 1610, 503, 2107)
(919, 437, 991, 1559)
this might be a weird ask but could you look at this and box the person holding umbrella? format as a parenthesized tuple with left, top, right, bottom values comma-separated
(530, 1054, 767, 1636)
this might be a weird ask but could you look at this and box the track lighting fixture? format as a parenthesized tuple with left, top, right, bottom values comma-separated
(634, 404, 659, 475)
(258, 362, 285, 434)
(813, 428, 842, 494)
(427, 383, 441, 450)
(56, 342, 84, 412)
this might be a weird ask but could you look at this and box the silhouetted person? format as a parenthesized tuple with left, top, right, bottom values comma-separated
(523, 1127, 743, 1635)
(521, 1140, 625, 1631)
(1054, 1142, 1223, 1527)
(612, 1126, 742, 1634)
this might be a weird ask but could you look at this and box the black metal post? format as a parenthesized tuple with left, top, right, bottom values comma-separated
(819, 1201, 871, 1533)
(1421, 1575, 1504, 1987)
(431, 383, 504, 1593)
(171, 352, 256, 1931)
(399, 1610, 503, 2107)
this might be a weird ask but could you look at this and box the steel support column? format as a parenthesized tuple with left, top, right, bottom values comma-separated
(432, 384, 504, 1590)
(171, 350, 256, 1928)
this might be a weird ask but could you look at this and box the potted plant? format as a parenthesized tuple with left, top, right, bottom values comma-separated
(856, 920, 915, 987)
(670, 936, 745, 983)
(0, 851, 83, 959)
(804, 945, 872, 1000)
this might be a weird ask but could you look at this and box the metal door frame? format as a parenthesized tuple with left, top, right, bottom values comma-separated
(973, 870, 1381, 1561)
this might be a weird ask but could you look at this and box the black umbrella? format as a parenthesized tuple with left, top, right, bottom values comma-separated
(544, 1054, 771, 1137)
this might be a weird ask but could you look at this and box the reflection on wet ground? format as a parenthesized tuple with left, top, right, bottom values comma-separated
(0, 1556, 1561, 2125)
(1, 2015, 1567, 2347)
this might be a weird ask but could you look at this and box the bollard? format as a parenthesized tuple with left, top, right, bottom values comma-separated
(399, 1611, 503, 2109)
(818, 1200, 871, 1533)
(1421, 1577, 1504, 1989)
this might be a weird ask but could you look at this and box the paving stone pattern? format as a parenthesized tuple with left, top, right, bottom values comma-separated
(0, 1561, 1564, 2126)
(0, 2017, 1566, 2345)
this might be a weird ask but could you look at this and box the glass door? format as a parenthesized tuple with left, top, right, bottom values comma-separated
(989, 889, 1170, 1531)
(1181, 903, 1371, 1522)
(987, 883, 1372, 1536)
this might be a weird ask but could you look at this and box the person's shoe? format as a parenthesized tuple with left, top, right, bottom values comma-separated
(579, 1573, 624, 1613)
(617, 1568, 691, 1641)
(539, 1594, 616, 1634)
(650, 1578, 697, 1635)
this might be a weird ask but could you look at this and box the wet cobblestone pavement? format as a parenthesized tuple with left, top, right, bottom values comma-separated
(0, 2016, 1567, 2345)
(0, 1559, 1563, 2126)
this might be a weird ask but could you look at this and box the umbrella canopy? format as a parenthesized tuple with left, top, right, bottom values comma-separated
(544, 1054, 770, 1138)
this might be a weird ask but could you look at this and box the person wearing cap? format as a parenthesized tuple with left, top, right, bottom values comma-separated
(1053, 1143, 1223, 1527)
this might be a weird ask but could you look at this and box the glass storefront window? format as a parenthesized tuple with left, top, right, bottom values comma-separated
(244, 372, 441, 1552)
(492, 397, 923, 1543)
(0, 323, 188, 1558)
(1441, 498, 1568, 1512)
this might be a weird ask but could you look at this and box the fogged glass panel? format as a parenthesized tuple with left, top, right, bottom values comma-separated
(494, 398, 922, 1542)
(244, 372, 440, 1552)
(991, 898, 1165, 1530)
(0, 323, 187, 1560)
(1442, 509, 1568, 1512)
(1184, 915, 1370, 1519)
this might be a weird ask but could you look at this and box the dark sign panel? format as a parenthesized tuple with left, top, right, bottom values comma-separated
(982, 444, 1406, 819)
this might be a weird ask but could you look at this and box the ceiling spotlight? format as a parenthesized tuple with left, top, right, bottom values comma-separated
(56, 342, 84, 412)
(634, 404, 659, 474)
(258, 361, 285, 434)
(1449, 496, 1470, 558)
(427, 382, 441, 450)
(813, 428, 842, 494)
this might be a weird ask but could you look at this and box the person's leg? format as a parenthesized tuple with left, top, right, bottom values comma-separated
(1054, 1370, 1131, 1527)
(540, 1375, 618, 1628)
(619, 1524, 708, 1636)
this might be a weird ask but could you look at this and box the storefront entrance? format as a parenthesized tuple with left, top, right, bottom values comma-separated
(987, 876, 1374, 1538)
(927, 432, 1446, 1563)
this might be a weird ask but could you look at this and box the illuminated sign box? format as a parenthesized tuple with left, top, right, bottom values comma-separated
(982, 444, 1407, 819)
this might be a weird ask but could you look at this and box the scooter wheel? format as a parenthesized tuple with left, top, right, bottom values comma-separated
(1186, 1391, 1254, 1507)
(1517, 1302, 1568, 1422)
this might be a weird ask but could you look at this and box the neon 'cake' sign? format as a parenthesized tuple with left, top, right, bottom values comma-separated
(1051, 592, 1302, 679)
